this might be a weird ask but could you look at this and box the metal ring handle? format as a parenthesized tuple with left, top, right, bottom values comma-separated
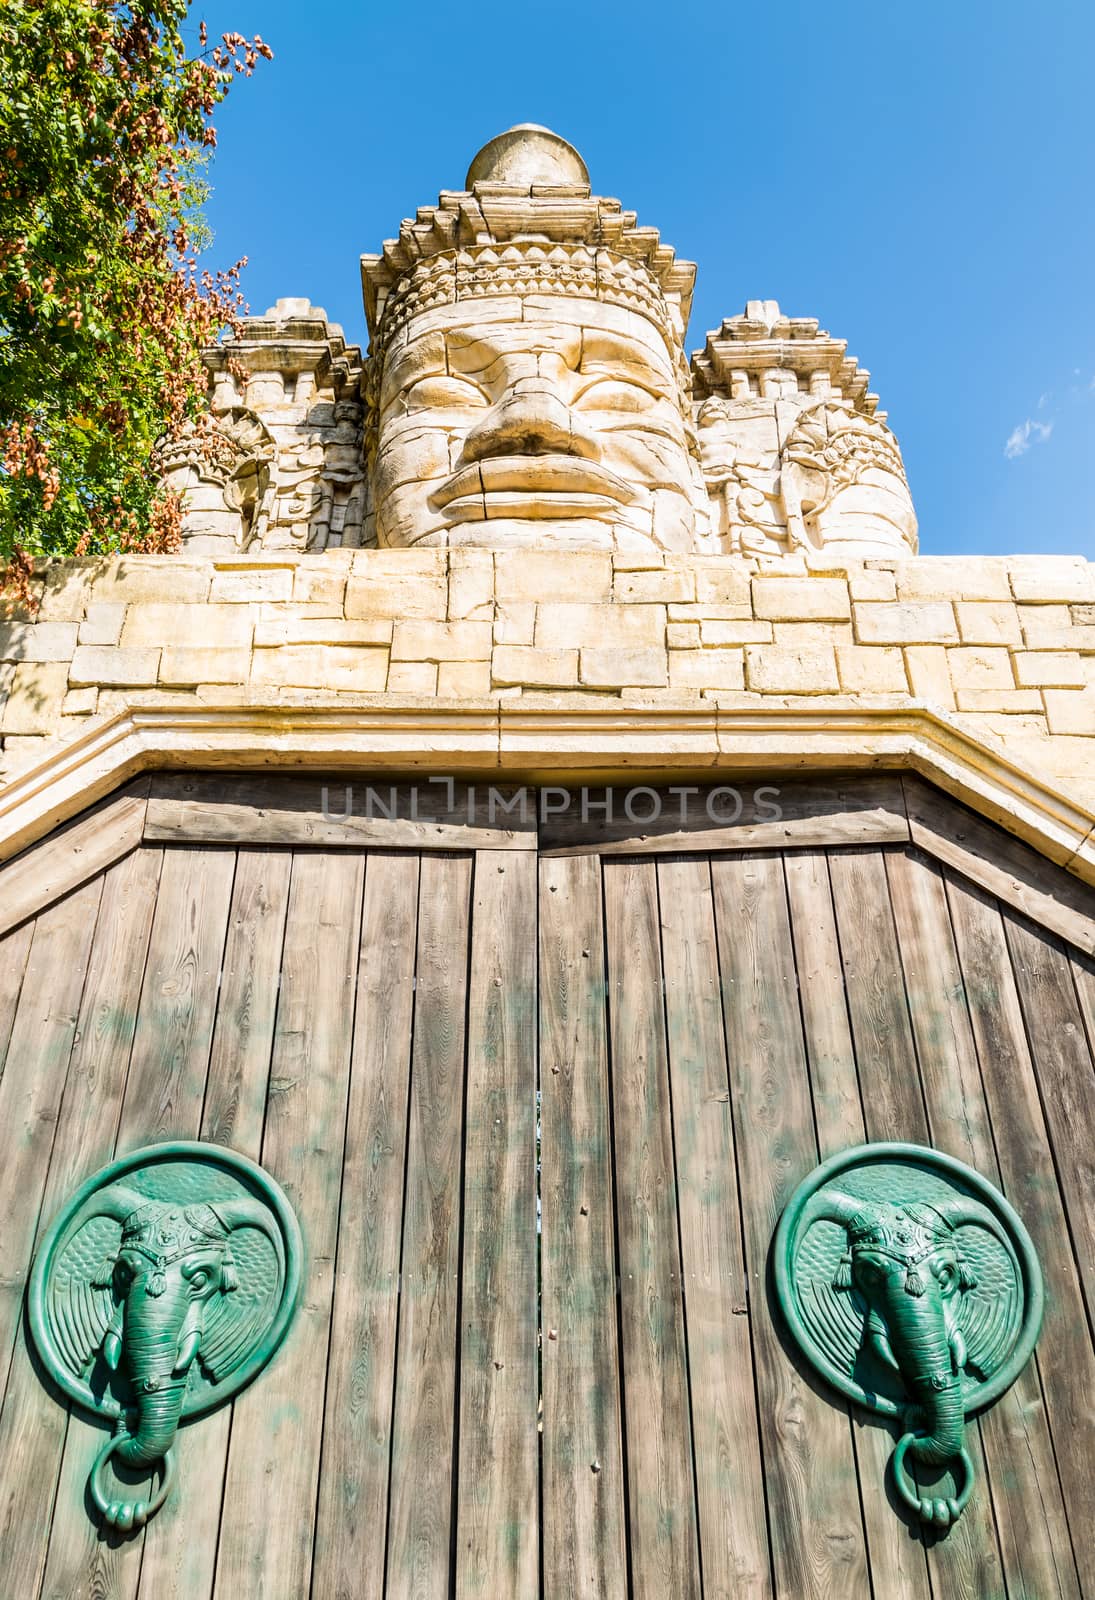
(891, 1431, 975, 1528)
(89, 1434, 175, 1533)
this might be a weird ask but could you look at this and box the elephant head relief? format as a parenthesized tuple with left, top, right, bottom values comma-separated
(775, 1144, 1043, 1531)
(30, 1143, 302, 1534)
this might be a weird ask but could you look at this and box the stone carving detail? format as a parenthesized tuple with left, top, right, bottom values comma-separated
(29, 1142, 302, 1533)
(167, 129, 917, 562)
(775, 1143, 1042, 1530)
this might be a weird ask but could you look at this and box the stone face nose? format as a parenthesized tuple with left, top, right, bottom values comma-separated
(460, 377, 600, 464)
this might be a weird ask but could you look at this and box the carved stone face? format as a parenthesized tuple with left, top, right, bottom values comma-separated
(372, 298, 697, 551)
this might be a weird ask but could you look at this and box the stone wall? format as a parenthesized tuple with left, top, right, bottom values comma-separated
(2, 549, 1094, 806)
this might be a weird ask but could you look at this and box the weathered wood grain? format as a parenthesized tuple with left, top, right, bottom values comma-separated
(0, 918, 33, 1079)
(603, 858, 701, 1600)
(0, 778, 149, 938)
(311, 851, 420, 1600)
(712, 851, 871, 1600)
(539, 853, 627, 1600)
(456, 850, 539, 1597)
(134, 849, 293, 1600)
(145, 773, 537, 850)
(784, 851, 932, 1599)
(657, 855, 772, 1599)
(212, 850, 363, 1598)
(115, 847, 237, 1153)
(384, 853, 472, 1597)
(889, 849, 1073, 1600)
(540, 775, 909, 856)
(1004, 911, 1095, 1343)
(947, 869, 1095, 1596)
(903, 776, 1095, 955)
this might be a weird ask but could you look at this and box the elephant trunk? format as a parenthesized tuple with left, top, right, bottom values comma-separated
(113, 1294, 192, 1466)
(882, 1290, 965, 1465)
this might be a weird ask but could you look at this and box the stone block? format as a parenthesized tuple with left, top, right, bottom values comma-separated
(390, 620, 493, 662)
(292, 561, 348, 610)
(37, 562, 93, 621)
(771, 622, 854, 648)
(210, 568, 293, 604)
(699, 618, 773, 646)
(744, 644, 839, 694)
(1013, 651, 1086, 688)
(1010, 557, 1095, 604)
(579, 647, 668, 688)
(62, 687, 99, 716)
(495, 549, 612, 604)
(954, 689, 1044, 713)
(752, 576, 851, 621)
(1, 662, 69, 732)
(0, 621, 78, 662)
(954, 601, 1022, 646)
(69, 645, 160, 687)
(250, 645, 390, 691)
(888, 558, 1013, 602)
(668, 603, 752, 623)
(91, 557, 211, 604)
(612, 550, 665, 571)
(946, 647, 1014, 690)
(159, 647, 252, 686)
(836, 646, 908, 694)
(122, 603, 254, 649)
(613, 567, 695, 604)
(854, 602, 958, 645)
(534, 603, 666, 650)
(386, 662, 438, 694)
(493, 603, 536, 645)
(79, 603, 127, 646)
(492, 646, 580, 688)
(253, 618, 392, 648)
(1043, 688, 1095, 736)
(666, 623, 701, 649)
(448, 551, 495, 620)
(693, 559, 752, 606)
(904, 644, 955, 709)
(1018, 610, 1095, 650)
(437, 660, 493, 697)
(345, 569, 448, 621)
(667, 648, 745, 692)
(847, 568, 897, 601)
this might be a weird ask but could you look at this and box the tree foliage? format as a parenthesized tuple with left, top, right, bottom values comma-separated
(0, 0, 270, 593)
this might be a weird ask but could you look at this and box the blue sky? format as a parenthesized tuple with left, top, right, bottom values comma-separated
(195, 0, 1094, 558)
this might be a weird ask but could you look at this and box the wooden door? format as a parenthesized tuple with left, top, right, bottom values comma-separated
(0, 772, 1091, 1599)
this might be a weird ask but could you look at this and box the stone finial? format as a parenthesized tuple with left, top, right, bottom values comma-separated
(464, 124, 590, 189)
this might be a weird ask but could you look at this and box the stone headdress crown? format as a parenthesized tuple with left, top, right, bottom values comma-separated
(359, 125, 696, 372)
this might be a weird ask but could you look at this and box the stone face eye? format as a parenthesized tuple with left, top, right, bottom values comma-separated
(573, 379, 658, 414)
(402, 376, 487, 412)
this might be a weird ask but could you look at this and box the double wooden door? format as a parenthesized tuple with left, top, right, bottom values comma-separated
(0, 773, 1092, 1599)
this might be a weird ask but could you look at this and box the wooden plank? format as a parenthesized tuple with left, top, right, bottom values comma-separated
(827, 847, 929, 1145)
(0, 778, 149, 937)
(456, 851, 539, 1596)
(889, 849, 1073, 1600)
(1004, 911, 1095, 1340)
(385, 853, 472, 1596)
(711, 852, 870, 1600)
(146, 772, 537, 850)
(903, 775, 1095, 955)
(784, 852, 933, 1600)
(0, 919, 33, 1079)
(311, 852, 420, 1600)
(539, 853, 627, 1600)
(657, 855, 771, 1599)
(540, 774, 909, 856)
(1072, 950, 1095, 1061)
(212, 850, 363, 1598)
(114, 847, 237, 1153)
(0, 853, 160, 1600)
(0, 878, 104, 1405)
(947, 869, 1095, 1596)
(602, 858, 700, 1600)
(133, 849, 293, 1600)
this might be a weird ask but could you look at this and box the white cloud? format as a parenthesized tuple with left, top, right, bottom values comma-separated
(1004, 418, 1054, 459)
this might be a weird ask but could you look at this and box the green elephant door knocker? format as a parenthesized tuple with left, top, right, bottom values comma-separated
(29, 1142, 303, 1534)
(774, 1143, 1043, 1530)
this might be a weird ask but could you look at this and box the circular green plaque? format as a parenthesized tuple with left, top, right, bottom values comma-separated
(774, 1142, 1043, 1423)
(29, 1140, 303, 1426)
